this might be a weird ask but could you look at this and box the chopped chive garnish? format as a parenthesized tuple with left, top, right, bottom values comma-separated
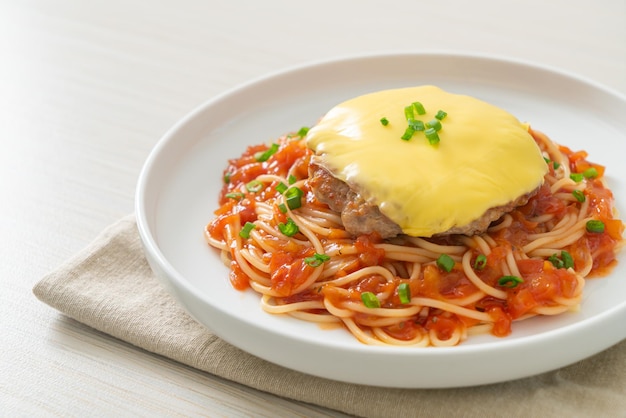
(548, 253, 564, 269)
(254, 143, 279, 162)
(425, 128, 440, 145)
(544, 157, 560, 170)
(408, 119, 425, 131)
(397, 283, 411, 304)
(474, 254, 487, 270)
(285, 186, 303, 198)
(361, 292, 381, 308)
(586, 219, 605, 233)
(304, 253, 330, 267)
(225, 192, 245, 200)
(278, 203, 287, 213)
(223, 172, 232, 184)
(380, 117, 389, 126)
(286, 195, 302, 210)
(404, 106, 415, 121)
(297, 126, 310, 137)
(275, 182, 288, 194)
(401, 126, 415, 141)
(246, 180, 264, 193)
(239, 222, 255, 239)
(278, 217, 299, 237)
(397, 102, 447, 145)
(435, 110, 447, 120)
(426, 119, 442, 131)
(288, 174, 297, 185)
(285, 186, 304, 210)
(570, 173, 584, 183)
(583, 167, 598, 179)
(436, 254, 455, 272)
(561, 251, 574, 269)
(572, 189, 586, 203)
(412, 101, 426, 115)
(497, 275, 523, 288)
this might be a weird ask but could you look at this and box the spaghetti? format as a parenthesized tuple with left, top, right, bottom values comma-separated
(205, 127, 624, 347)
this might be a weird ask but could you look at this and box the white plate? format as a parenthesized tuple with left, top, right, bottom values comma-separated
(136, 52, 626, 388)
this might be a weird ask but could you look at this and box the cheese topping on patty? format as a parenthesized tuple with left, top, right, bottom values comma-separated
(306, 85, 548, 237)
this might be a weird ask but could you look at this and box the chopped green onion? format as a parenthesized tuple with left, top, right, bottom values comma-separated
(239, 222, 256, 239)
(225, 192, 245, 200)
(285, 186, 304, 210)
(435, 110, 447, 120)
(586, 219, 605, 233)
(285, 186, 303, 198)
(425, 128, 440, 145)
(408, 119, 425, 131)
(412, 101, 426, 115)
(380, 117, 389, 126)
(497, 275, 523, 288)
(548, 253, 564, 269)
(223, 172, 232, 184)
(583, 167, 598, 179)
(401, 126, 415, 141)
(278, 203, 287, 213)
(288, 174, 297, 185)
(436, 254, 455, 272)
(561, 250, 574, 269)
(426, 119, 442, 131)
(286, 195, 302, 210)
(397, 283, 411, 304)
(278, 217, 299, 236)
(361, 292, 381, 308)
(297, 126, 310, 137)
(246, 180, 264, 193)
(572, 189, 586, 203)
(254, 143, 279, 162)
(549, 250, 575, 270)
(275, 182, 288, 194)
(404, 106, 415, 121)
(544, 158, 560, 170)
(570, 173, 584, 183)
(304, 253, 330, 267)
(474, 254, 487, 271)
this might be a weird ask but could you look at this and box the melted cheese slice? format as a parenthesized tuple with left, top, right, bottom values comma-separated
(306, 85, 548, 237)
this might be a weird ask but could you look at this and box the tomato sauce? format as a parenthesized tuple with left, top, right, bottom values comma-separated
(207, 133, 624, 345)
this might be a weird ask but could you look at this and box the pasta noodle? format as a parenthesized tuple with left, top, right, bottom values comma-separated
(205, 127, 624, 347)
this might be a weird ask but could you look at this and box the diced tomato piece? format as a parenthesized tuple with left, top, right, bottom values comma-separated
(229, 256, 249, 290)
(354, 234, 386, 267)
(420, 265, 441, 298)
(516, 258, 544, 276)
(426, 315, 459, 341)
(486, 305, 511, 337)
(269, 248, 316, 297)
(384, 321, 423, 341)
(507, 287, 537, 318)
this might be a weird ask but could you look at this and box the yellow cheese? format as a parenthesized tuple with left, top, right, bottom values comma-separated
(306, 85, 548, 237)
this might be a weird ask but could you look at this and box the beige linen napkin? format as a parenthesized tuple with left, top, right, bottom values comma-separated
(33, 215, 626, 418)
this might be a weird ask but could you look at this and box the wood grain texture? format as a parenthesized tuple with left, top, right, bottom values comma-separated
(1, 0, 624, 416)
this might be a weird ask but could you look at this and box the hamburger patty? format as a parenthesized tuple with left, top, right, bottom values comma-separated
(308, 162, 538, 238)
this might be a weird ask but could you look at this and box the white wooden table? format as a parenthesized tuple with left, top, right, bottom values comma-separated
(2, 1, 624, 415)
